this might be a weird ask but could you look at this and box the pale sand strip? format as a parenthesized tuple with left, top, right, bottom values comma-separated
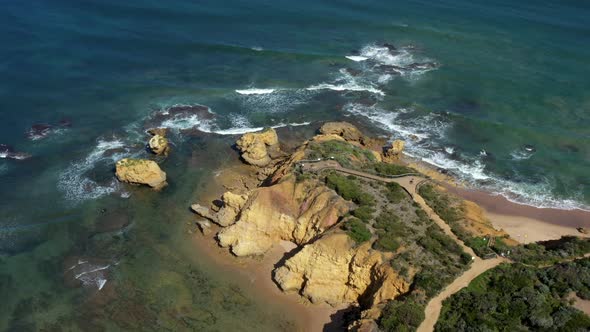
(485, 211, 589, 244)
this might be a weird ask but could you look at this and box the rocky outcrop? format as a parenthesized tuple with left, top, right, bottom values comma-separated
(319, 122, 365, 143)
(383, 140, 405, 162)
(208, 175, 352, 256)
(192, 191, 248, 227)
(115, 158, 167, 190)
(148, 134, 169, 155)
(273, 232, 409, 306)
(235, 128, 282, 167)
(317, 122, 386, 154)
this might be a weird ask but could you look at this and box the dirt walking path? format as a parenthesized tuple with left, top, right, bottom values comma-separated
(300, 160, 506, 331)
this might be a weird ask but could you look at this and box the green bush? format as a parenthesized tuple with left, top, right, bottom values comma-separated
(374, 211, 409, 235)
(307, 140, 376, 168)
(374, 232, 401, 252)
(352, 206, 375, 223)
(380, 300, 425, 332)
(436, 259, 590, 331)
(326, 173, 375, 206)
(418, 184, 462, 223)
(343, 218, 372, 244)
(385, 182, 407, 204)
(372, 162, 417, 176)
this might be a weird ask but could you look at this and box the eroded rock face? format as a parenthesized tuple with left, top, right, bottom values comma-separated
(115, 158, 167, 190)
(148, 134, 169, 155)
(383, 139, 405, 162)
(235, 128, 281, 167)
(214, 176, 352, 256)
(319, 122, 365, 143)
(273, 232, 409, 306)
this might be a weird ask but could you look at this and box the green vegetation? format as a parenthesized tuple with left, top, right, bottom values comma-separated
(509, 236, 590, 266)
(418, 184, 496, 257)
(342, 218, 372, 244)
(418, 184, 462, 223)
(326, 173, 375, 207)
(384, 182, 407, 204)
(370, 162, 417, 176)
(307, 140, 376, 168)
(352, 206, 375, 223)
(436, 259, 590, 331)
(380, 296, 425, 332)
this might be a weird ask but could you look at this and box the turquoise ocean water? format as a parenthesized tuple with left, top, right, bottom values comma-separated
(0, 0, 589, 330)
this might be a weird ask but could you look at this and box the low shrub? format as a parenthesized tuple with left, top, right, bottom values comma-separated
(343, 218, 372, 244)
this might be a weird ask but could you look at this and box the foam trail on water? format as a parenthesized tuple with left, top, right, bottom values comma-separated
(345, 55, 368, 62)
(236, 88, 276, 95)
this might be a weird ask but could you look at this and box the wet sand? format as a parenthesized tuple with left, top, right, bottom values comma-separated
(445, 186, 590, 243)
(191, 233, 345, 332)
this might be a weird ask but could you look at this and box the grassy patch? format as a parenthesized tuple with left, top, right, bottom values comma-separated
(307, 140, 375, 168)
(352, 206, 375, 223)
(343, 218, 372, 244)
(371, 162, 417, 176)
(384, 182, 407, 204)
(326, 173, 375, 207)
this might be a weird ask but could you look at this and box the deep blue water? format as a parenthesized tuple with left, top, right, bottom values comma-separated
(0, 0, 589, 330)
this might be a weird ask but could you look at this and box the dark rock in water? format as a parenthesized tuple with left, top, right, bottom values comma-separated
(375, 64, 404, 74)
(523, 144, 536, 153)
(349, 49, 360, 55)
(0, 144, 31, 160)
(102, 147, 127, 158)
(26, 123, 53, 140)
(406, 62, 438, 70)
(344, 68, 362, 77)
(560, 144, 579, 153)
(382, 43, 397, 52)
(58, 118, 72, 127)
(94, 209, 130, 233)
(451, 99, 480, 113)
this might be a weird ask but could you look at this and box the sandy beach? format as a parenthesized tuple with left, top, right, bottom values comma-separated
(446, 186, 590, 244)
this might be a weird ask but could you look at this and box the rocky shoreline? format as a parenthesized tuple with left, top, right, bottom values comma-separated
(187, 122, 480, 330)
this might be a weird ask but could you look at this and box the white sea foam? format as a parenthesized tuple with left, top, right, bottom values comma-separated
(73, 261, 110, 291)
(344, 102, 588, 211)
(306, 83, 385, 96)
(345, 55, 368, 62)
(251, 46, 263, 52)
(203, 121, 311, 136)
(236, 88, 276, 95)
(510, 149, 533, 161)
(58, 137, 130, 203)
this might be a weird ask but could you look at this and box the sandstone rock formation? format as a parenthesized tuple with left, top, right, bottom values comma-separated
(317, 122, 386, 154)
(203, 175, 352, 256)
(148, 134, 169, 155)
(147, 127, 168, 137)
(235, 128, 282, 167)
(383, 139, 405, 161)
(319, 122, 365, 143)
(115, 158, 167, 190)
(273, 232, 409, 306)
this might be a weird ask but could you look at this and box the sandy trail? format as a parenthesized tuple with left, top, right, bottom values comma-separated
(303, 161, 508, 332)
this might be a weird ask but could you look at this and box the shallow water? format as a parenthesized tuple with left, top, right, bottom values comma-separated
(0, 0, 589, 330)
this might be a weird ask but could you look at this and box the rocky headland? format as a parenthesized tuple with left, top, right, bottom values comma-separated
(189, 122, 590, 331)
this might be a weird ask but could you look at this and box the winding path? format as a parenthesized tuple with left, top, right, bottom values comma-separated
(299, 160, 506, 332)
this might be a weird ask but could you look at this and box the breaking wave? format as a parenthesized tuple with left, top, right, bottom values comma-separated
(57, 137, 132, 203)
(235, 88, 276, 95)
